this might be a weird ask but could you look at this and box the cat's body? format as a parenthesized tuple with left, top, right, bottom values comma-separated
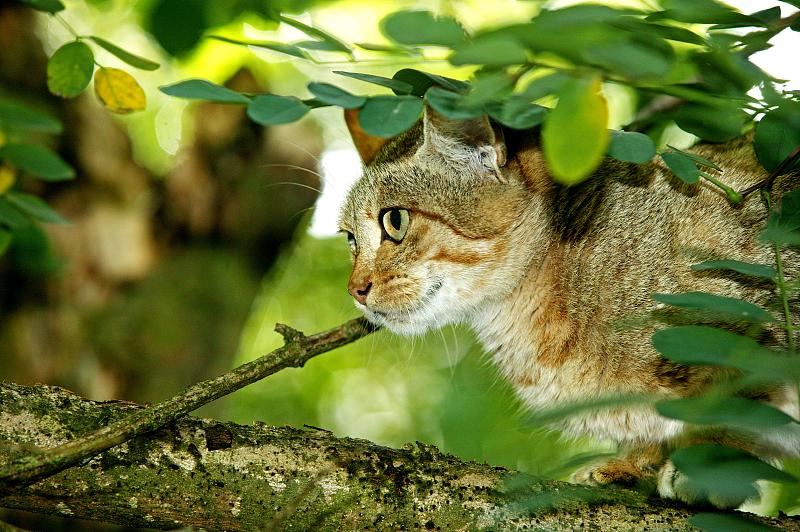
(339, 107, 800, 507)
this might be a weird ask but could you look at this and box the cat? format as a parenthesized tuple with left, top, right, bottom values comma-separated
(338, 103, 800, 509)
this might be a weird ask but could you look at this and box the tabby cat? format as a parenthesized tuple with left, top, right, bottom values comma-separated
(338, 103, 800, 508)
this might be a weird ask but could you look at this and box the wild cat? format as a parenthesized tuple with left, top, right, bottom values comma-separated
(337, 104, 800, 508)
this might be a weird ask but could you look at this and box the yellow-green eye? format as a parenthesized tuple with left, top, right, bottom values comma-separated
(382, 208, 410, 242)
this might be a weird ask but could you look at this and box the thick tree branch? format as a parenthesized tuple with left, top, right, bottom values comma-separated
(0, 317, 375, 491)
(1, 383, 797, 530)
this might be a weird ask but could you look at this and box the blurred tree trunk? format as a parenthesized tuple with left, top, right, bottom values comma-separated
(0, 4, 321, 406)
(1, 383, 797, 531)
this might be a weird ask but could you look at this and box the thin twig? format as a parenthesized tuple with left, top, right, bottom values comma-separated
(740, 146, 800, 198)
(0, 317, 376, 492)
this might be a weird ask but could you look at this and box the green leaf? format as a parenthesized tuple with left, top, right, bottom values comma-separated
(88, 36, 159, 71)
(333, 71, 413, 95)
(0, 198, 29, 228)
(209, 36, 310, 60)
(358, 96, 423, 138)
(689, 512, 778, 532)
(691, 260, 777, 281)
(528, 394, 650, 425)
(47, 41, 95, 98)
(381, 10, 468, 48)
(656, 396, 794, 429)
(652, 291, 774, 323)
(0, 144, 75, 181)
(425, 87, 483, 121)
(278, 15, 352, 54)
(652, 0, 757, 25)
(583, 37, 675, 80)
(488, 97, 546, 130)
(159, 79, 250, 104)
(392, 69, 468, 97)
(293, 40, 344, 52)
(307, 83, 365, 109)
(0, 100, 62, 134)
(607, 131, 655, 164)
(354, 43, 423, 56)
(21, 0, 64, 13)
(246, 95, 309, 126)
(665, 145, 721, 170)
(674, 103, 748, 142)
(651, 326, 799, 378)
(661, 151, 699, 184)
(0, 228, 10, 256)
(542, 75, 609, 185)
(450, 38, 528, 67)
(761, 188, 800, 245)
(611, 18, 705, 45)
(754, 101, 800, 174)
(5, 191, 68, 224)
(672, 444, 796, 503)
(461, 72, 514, 107)
(520, 72, 569, 101)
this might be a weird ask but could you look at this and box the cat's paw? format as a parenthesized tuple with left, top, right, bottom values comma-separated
(657, 459, 751, 510)
(570, 458, 644, 486)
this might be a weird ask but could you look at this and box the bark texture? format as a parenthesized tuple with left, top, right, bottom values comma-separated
(1, 384, 798, 531)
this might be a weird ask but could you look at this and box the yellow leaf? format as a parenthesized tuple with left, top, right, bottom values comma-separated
(0, 164, 15, 194)
(93, 67, 146, 114)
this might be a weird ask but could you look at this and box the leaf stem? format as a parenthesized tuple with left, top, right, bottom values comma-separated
(53, 13, 79, 39)
(762, 190, 795, 353)
(699, 171, 742, 205)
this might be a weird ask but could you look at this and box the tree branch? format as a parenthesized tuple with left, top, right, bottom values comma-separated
(1, 383, 797, 530)
(0, 317, 376, 492)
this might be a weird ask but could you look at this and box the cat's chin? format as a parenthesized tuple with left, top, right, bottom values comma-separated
(358, 306, 436, 336)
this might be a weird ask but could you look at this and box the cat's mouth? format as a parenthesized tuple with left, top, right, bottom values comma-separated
(360, 278, 444, 333)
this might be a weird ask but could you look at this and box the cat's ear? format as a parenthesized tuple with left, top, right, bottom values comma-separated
(421, 104, 507, 180)
(344, 108, 390, 166)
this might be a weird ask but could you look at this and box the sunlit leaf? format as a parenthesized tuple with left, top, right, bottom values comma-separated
(656, 396, 794, 429)
(672, 444, 796, 503)
(425, 87, 483, 120)
(754, 101, 800, 174)
(159, 79, 250, 104)
(691, 260, 776, 281)
(0, 198, 29, 228)
(461, 72, 514, 107)
(488, 97, 547, 130)
(583, 37, 674, 80)
(520, 72, 569, 101)
(381, 10, 468, 48)
(392, 69, 468, 97)
(278, 15, 352, 54)
(651, 0, 757, 25)
(661, 151, 700, 183)
(293, 40, 344, 52)
(674, 103, 748, 142)
(88, 36, 160, 71)
(611, 18, 705, 45)
(607, 131, 655, 164)
(449, 38, 528, 67)
(0, 165, 14, 194)
(358, 96, 423, 138)
(651, 326, 799, 378)
(307, 83, 365, 109)
(689, 512, 777, 532)
(5, 191, 68, 225)
(0, 100, 62, 134)
(542, 75, 609, 185)
(354, 43, 423, 56)
(21, 0, 64, 13)
(333, 71, 413, 95)
(209, 36, 310, 60)
(652, 292, 774, 322)
(0, 143, 74, 181)
(47, 41, 94, 98)
(93, 67, 146, 114)
(246, 95, 309, 126)
(0, 228, 10, 256)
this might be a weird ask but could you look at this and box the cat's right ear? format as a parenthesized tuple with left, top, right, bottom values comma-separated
(344, 108, 390, 166)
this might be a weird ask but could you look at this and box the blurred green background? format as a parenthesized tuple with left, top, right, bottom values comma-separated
(1, 0, 798, 529)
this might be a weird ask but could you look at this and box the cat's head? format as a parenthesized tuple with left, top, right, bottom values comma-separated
(338, 104, 539, 335)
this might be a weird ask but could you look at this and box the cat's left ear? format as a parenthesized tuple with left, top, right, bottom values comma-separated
(421, 103, 507, 180)
(344, 108, 390, 166)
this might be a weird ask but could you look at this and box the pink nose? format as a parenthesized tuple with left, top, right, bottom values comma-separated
(348, 278, 372, 305)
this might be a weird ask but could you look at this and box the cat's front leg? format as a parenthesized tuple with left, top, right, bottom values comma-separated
(570, 443, 664, 487)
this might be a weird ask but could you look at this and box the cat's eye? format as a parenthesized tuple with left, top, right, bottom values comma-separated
(345, 231, 357, 253)
(381, 208, 410, 242)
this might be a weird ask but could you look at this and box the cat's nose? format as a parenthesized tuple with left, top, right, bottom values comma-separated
(348, 278, 372, 305)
